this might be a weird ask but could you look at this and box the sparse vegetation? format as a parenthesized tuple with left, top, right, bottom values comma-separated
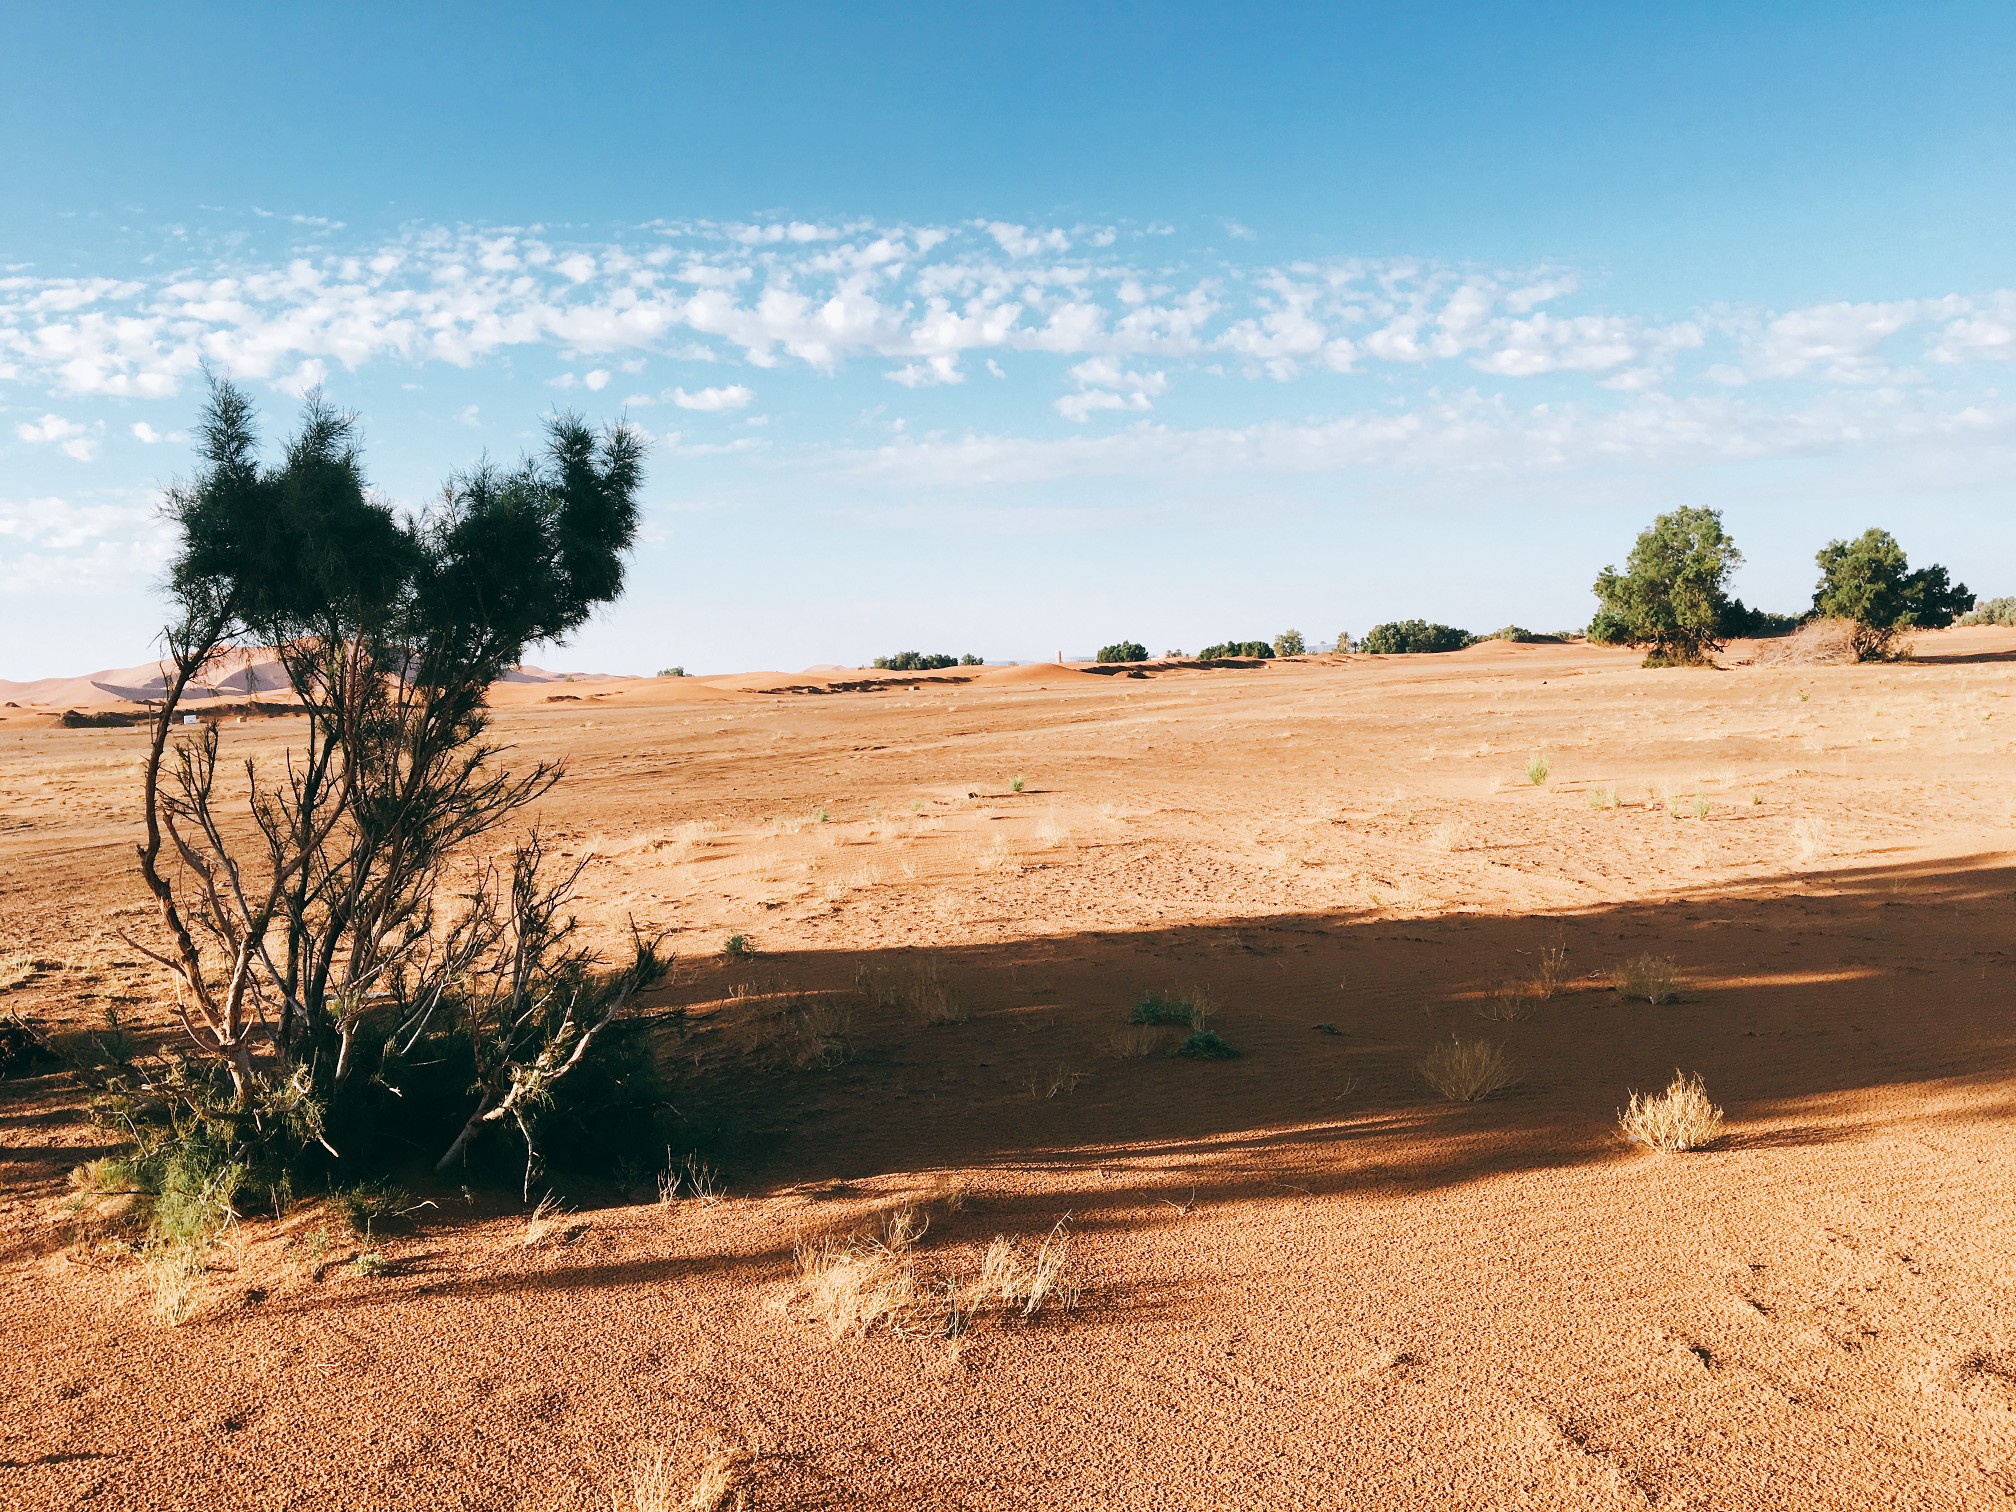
(1526, 755, 1550, 786)
(1613, 954, 1679, 1004)
(656, 665, 687, 677)
(857, 958, 967, 1025)
(1097, 641, 1149, 663)
(1591, 506, 1742, 666)
(872, 651, 964, 671)
(1619, 1071, 1725, 1152)
(723, 933, 754, 957)
(1272, 628, 1306, 657)
(1417, 1037, 1518, 1101)
(1360, 620, 1475, 655)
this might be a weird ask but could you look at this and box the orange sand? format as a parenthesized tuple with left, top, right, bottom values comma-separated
(5, 630, 2016, 1508)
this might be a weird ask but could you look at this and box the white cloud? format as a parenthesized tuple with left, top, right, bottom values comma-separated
(671, 384, 753, 411)
(836, 388, 2016, 488)
(583, 369, 611, 391)
(15, 413, 98, 461)
(1055, 357, 1169, 422)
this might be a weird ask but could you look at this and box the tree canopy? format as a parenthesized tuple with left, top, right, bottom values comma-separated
(1590, 507, 1741, 666)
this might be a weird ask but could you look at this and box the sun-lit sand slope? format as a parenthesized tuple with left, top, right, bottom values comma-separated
(6, 631, 2016, 1508)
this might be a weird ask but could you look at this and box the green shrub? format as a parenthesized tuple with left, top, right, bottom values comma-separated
(1197, 640, 1274, 660)
(1097, 641, 1149, 663)
(959, 653, 984, 665)
(1360, 620, 1475, 654)
(1272, 629, 1306, 657)
(1591, 506, 1743, 666)
(1175, 1029, 1239, 1059)
(1130, 989, 1207, 1028)
(656, 666, 687, 677)
(873, 651, 959, 671)
(1960, 596, 2016, 627)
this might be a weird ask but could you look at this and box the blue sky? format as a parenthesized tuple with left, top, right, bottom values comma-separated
(4, 2, 2015, 676)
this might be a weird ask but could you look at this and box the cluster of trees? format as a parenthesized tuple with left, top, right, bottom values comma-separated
(1590, 508, 1973, 665)
(872, 651, 984, 670)
(1360, 621, 1475, 655)
(1097, 630, 1311, 663)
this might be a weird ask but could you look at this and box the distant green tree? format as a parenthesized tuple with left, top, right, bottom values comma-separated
(1096, 641, 1149, 663)
(657, 665, 687, 677)
(1197, 640, 1273, 660)
(1961, 596, 2016, 627)
(1360, 620, 1475, 655)
(1591, 507, 1741, 666)
(873, 651, 959, 671)
(1811, 529, 1972, 659)
(958, 653, 984, 666)
(1272, 628, 1306, 657)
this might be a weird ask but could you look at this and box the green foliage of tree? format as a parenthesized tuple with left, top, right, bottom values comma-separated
(1197, 640, 1274, 660)
(1811, 529, 1973, 631)
(1590, 507, 1741, 666)
(1360, 620, 1475, 655)
(1272, 628, 1306, 657)
(126, 379, 664, 1206)
(873, 651, 960, 671)
(1096, 641, 1149, 663)
(1717, 599, 1803, 640)
(959, 653, 984, 666)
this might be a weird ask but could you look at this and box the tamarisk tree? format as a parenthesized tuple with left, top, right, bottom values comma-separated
(131, 379, 662, 1188)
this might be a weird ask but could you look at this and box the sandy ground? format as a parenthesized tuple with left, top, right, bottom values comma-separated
(5, 632, 2016, 1508)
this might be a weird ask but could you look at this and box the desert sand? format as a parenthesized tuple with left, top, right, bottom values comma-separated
(5, 632, 2016, 1509)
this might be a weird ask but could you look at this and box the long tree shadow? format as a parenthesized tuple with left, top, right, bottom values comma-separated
(653, 851, 2016, 1214)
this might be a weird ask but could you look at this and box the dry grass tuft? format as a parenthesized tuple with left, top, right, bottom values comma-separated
(1613, 954, 1679, 1004)
(794, 1215, 1079, 1341)
(1417, 1036, 1519, 1102)
(523, 1193, 570, 1247)
(1108, 1025, 1173, 1059)
(1619, 1071, 1725, 1152)
(1533, 939, 1572, 999)
(0, 952, 42, 992)
(734, 989, 854, 1068)
(857, 958, 967, 1026)
(617, 1445, 748, 1512)
(1475, 981, 1535, 1022)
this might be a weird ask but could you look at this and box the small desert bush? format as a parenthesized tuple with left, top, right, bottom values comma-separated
(1619, 1071, 1725, 1152)
(328, 1178, 408, 1239)
(1526, 755, 1550, 786)
(1613, 954, 1679, 1004)
(1533, 940, 1572, 998)
(1587, 785, 1619, 810)
(722, 933, 754, 958)
(1130, 987, 1212, 1029)
(1010, 775, 1025, 793)
(0, 1011, 56, 1079)
(1476, 982, 1535, 1022)
(0, 952, 42, 992)
(1175, 1029, 1240, 1059)
(1417, 1037, 1518, 1101)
